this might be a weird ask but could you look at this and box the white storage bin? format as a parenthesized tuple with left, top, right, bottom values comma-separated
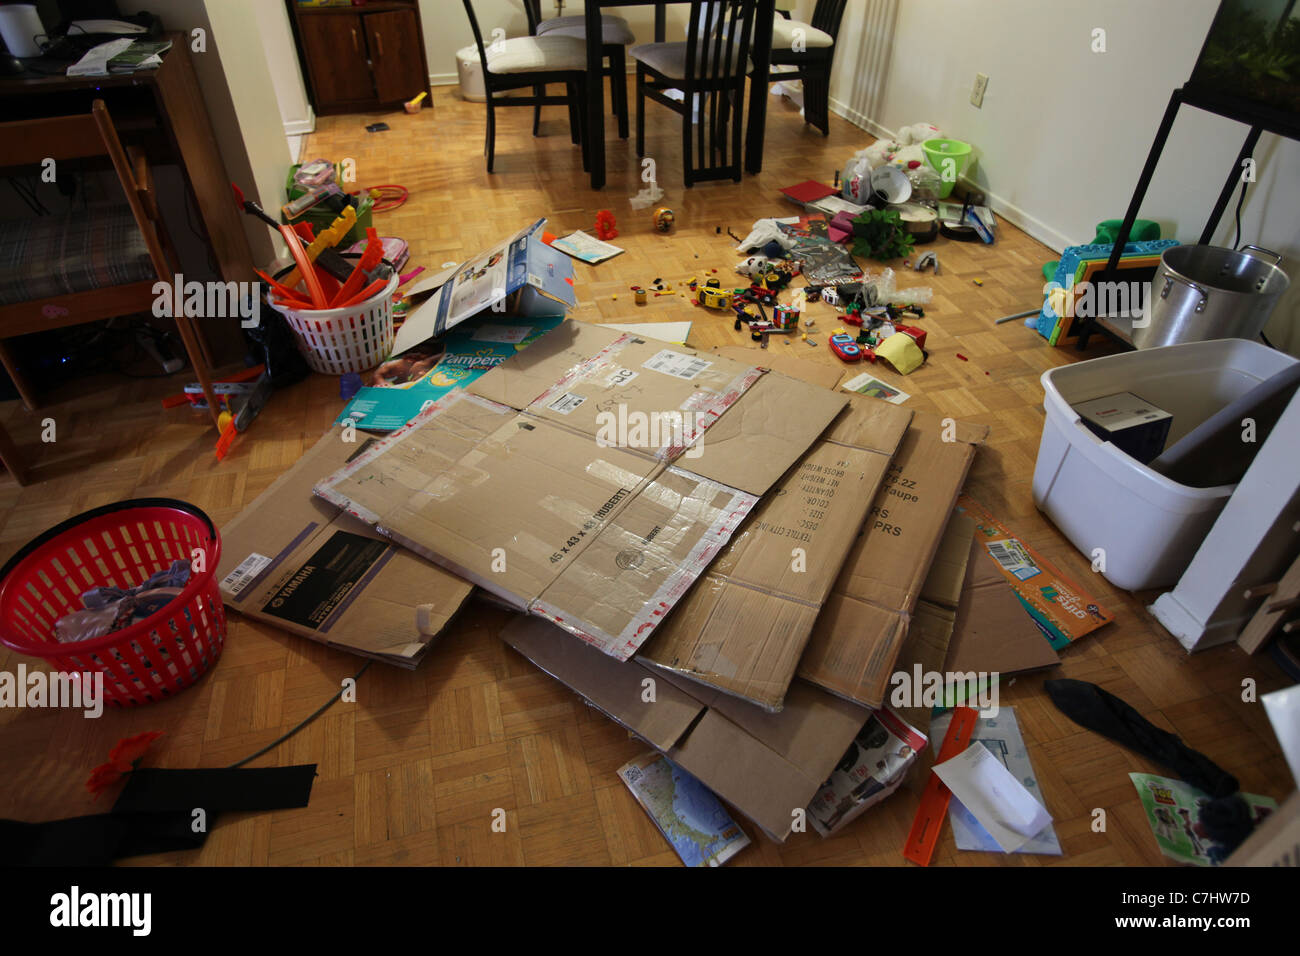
(1033, 338, 1298, 591)
(457, 46, 486, 102)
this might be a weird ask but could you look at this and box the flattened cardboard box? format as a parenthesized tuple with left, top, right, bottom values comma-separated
(797, 408, 989, 709)
(314, 324, 846, 661)
(216, 428, 474, 667)
(501, 614, 869, 842)
(637, 391, 911, 712)
(944, 533, 1061, 678)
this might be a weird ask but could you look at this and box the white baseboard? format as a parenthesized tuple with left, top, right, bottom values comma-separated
(827, 96, 1075, 255)
(430, 72, 458, 87)
(283, 105, 316, 137)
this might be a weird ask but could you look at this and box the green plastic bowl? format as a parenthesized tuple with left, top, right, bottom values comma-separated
(922, 138, 973, 198)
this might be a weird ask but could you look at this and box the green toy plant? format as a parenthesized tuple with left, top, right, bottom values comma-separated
(851, 208, 915, 262)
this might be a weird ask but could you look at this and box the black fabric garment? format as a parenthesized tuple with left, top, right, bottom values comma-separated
(1044, 678, 1238, 797)
(112, 765, 317, 814)
(0, 765, 316, 866)
(0, 812, 204, 867)
(1045, 678, 1254, 860)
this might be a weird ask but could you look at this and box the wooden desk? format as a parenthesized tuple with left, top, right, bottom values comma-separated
(582, 1, 776, 189)
(0, 35, 256, 325)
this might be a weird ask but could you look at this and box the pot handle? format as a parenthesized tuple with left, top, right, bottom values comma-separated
(1239, 244, 1282, 264)
(1160, 273, 1209, 313)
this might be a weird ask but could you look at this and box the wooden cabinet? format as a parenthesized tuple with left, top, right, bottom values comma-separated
(288, 2, 431, 115)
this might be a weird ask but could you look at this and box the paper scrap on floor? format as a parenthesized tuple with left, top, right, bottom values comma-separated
(315, 323, 846, 661)
(618, 752, 750, 866)
(932, 738, 1053, 853)
(956, 495, 1114, 650)
(335, 315, 564, 431)
(599, 321, 691, 345)
(808, 707, 926, 836)
(1130, 773, 1278, 867)
(841, 372, 909, 404)
(551, 230, 624, 264)
(930, 707, 1061, 855)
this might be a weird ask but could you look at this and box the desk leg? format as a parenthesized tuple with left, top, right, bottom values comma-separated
(745, 0, 775, 174)
(586, 4, 607, 189)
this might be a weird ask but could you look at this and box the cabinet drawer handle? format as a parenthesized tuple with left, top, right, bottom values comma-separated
(351, 28, 358, 53)
(375, 32, 383, 56)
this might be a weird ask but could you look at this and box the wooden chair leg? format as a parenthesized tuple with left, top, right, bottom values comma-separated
(681, 92, 693, 189)
(730, 89, 743, 182)
(635, 66, 646, 157)
(485, 93, 497, 173)
(533, 83, 543, 136)
(610, 46, 629, 139)
(566, 79, 582, 146)
(576, 78, 590, 172)
(0, 339, 39, 412)
(0, 417, 29, 486)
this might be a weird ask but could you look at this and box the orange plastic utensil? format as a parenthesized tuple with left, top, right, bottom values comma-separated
(279, 224, 326, 307)
(329, 228, 384, 307)
(335, 276, 388, 310)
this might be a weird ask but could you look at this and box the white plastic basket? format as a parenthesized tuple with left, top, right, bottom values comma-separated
(268, 272, 399, 375)
(1032, 338, 1298, 591)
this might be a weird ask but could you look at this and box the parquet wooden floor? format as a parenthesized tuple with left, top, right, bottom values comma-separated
(0, 86, 1291, 866)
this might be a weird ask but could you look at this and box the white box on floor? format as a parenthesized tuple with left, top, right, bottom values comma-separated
(1032, 338, 1298, 591)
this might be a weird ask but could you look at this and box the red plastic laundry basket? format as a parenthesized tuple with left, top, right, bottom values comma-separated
(0, 498, 226, 707)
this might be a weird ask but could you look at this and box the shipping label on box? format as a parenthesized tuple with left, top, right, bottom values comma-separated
(216, 429, 474, 667)
(956, 494, 1114, 649)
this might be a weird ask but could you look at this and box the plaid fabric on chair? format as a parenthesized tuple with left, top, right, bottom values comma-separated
(0, 202, 157, 306)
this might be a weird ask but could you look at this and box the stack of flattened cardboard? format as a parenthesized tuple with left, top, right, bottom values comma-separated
(636, 392, 911, 711)
(313, 324, 847, 662)
(798, 409, 989, 708)
(501, 613, 870, 842)
(219, 302, 1017, 847)
(215, 428, 475, 667)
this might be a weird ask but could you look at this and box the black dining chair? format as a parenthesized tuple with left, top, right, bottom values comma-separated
(523, 1, 634, 140)
(630, 1, 759, 187)
(768, 0, 848, 137)
(461, 0, 590, 173)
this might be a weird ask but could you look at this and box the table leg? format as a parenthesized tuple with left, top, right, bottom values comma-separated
(586, 4, 607, 188)
(745, 0, 775, 174)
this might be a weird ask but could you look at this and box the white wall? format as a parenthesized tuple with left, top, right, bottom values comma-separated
(253, 0, 315, 136)
(120, 0, 292, 265)
(827, 0, 1300, 354)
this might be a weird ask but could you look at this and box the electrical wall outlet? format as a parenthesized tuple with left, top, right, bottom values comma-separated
(970, 73, 989, 108)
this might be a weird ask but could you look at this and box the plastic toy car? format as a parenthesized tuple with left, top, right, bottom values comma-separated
(699, 286, 733, 309)
(828, 332, 862, 362)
